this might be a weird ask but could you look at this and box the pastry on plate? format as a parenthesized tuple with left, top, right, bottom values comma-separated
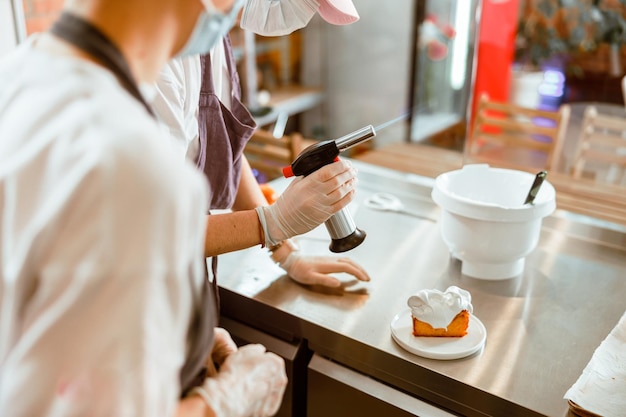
(408, 286, 473, 337)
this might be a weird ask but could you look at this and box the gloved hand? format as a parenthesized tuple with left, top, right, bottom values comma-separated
(256, 160, 357, 247)
(210, 327, 238, 371)
(281, 252, 371, 287)
(191, 344, 287, 417)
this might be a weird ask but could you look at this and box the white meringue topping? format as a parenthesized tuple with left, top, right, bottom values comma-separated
(407, 286, 473, 329)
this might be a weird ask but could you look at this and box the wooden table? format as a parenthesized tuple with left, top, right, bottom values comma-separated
(353, 142, 464, 179)
(354, 142, 626, 228)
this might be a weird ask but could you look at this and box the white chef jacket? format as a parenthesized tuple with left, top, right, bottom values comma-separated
(0, 35, 209, 417)
(152, 41, 231, 162)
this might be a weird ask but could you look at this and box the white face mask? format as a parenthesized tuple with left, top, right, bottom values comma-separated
(240, 0, 319, 37)
(178, 0, 245, 57)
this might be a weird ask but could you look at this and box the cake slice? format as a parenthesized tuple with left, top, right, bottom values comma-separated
(408, 286, 473, 337)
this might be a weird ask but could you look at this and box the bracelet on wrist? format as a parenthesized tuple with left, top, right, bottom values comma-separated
(268, 239, 299, 264)
(268, 242, 283, 252)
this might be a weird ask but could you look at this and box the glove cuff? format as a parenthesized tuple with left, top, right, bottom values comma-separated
(255, 206, 281, 247)
(188, 384, 226, 416)
(188, 385, 212, 407)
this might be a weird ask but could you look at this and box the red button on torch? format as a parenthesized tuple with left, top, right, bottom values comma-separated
(282, 165, 294, 178)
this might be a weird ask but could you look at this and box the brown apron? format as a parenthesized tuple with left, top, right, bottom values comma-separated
(197, 35, 257, 211)
(50, 12, 218, 397)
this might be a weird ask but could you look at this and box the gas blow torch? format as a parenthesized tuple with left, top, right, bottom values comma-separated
(282, 125, 376, 253)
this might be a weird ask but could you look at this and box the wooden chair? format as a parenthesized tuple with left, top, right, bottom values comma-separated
(544, 105, 626, 227)
(244, 128, 308, 181)
(570, 105, 626, 185)
(465, 94, 571, 173)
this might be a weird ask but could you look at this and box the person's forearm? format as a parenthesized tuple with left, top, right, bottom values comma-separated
(231, 156, 268, 210)
(176, 395, 214, 417)
(204, 210, 263, 257)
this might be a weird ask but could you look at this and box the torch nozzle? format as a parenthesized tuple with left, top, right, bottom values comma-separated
(334, 125, 376, 151)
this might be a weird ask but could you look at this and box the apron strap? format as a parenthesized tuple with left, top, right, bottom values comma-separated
(50, 12, 156, 118)
(200, 36, 244, 101)
(211, 256, 220, 312)
(222, 35, 242, 99)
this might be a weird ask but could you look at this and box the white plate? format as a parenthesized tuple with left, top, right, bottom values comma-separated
(390, 309, 487, 360)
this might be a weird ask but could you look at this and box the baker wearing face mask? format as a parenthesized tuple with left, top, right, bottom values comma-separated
(152, 0, 368, 294)
(0, 1, 291, 417)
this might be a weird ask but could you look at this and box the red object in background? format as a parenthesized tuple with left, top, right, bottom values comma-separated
(421, 14, 457, 62)
(471, 0, 519, 128)
(428, 42, 449, 61)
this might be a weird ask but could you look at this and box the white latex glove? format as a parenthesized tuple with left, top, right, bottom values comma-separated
(210, 327, 238, 371)
(191, 344, 287, 417)
(256, 160, 357, 246)
(281, 252, 371, 288)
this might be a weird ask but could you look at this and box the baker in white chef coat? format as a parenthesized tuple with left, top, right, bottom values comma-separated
(0, 1, 297, 416)
(151, 0, 369, 288)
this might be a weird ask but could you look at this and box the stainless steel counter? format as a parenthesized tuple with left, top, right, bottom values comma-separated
(217, 161, 626, 417)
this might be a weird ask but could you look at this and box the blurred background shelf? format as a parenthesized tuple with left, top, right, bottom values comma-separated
(251, 84, 325, 128)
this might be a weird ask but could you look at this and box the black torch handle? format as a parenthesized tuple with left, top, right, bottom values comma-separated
(283, 140, 340, 178)
(282, 125, 376, 178)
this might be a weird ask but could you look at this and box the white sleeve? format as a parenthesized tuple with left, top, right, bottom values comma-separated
(152, 56, 202, 162)
(0, 126, 209, 417)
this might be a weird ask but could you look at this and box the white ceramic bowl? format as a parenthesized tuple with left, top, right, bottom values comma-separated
(431, 164, 556, 280)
